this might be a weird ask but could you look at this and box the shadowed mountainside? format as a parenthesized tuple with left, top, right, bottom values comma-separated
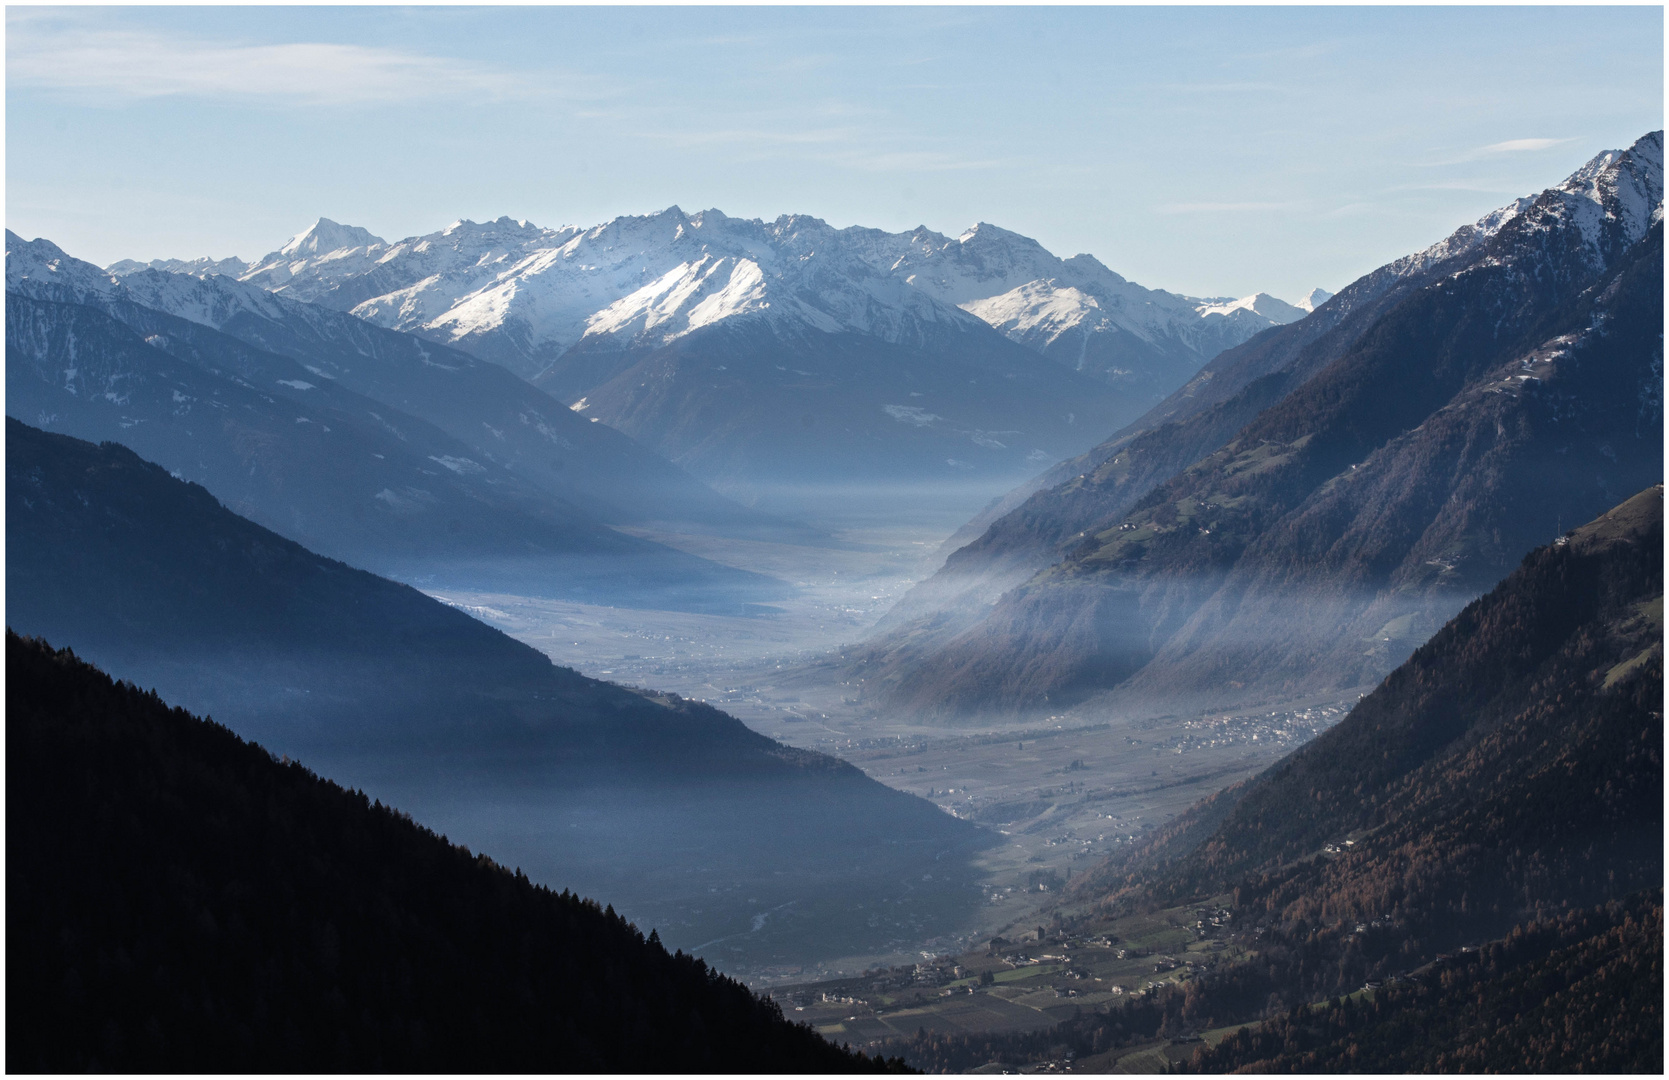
(844, 183, 1549, 663)
(546, 318, 1134, 494)
(5, 633, 906, 1073)
(1177, 895, 1661, 1073)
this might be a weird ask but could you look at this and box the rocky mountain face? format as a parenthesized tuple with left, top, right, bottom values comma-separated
(120, 211, 1312, 493)
(12, 232, 763, 534)
(856, 131, 1663, 721)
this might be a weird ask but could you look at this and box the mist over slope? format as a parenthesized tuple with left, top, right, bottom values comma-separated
(1085, 484, 1663, 919)
(1117, 488, 1661, 1069)
(6, 420, 992, 966)
(852, 131, 1664, 721)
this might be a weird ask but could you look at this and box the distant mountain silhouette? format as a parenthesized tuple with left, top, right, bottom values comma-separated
(6, 419, 992, 965)
(545, 317, 1133, 490)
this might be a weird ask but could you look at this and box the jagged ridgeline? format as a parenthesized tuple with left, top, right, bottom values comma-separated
(7, 229, 769, 535)
(5, 634, 908, 1073)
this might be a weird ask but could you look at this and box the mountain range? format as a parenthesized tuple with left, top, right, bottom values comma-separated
(845, 130, 1664, 720)
(6, 233, 786, 609)
(110, 210, 1317, 493)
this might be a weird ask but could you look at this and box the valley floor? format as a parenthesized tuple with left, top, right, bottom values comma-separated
(425, 492, 1364, 986)
(770, 894, 1247, 1062)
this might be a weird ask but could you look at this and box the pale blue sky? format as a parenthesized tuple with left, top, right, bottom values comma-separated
(7, 6, 1662, 302)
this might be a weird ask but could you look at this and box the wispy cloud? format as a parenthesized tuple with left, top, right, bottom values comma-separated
(6, 21, 562, 106)
(639, 126, 859, 150)
(1480, 137, 1575, 154)
(1413, 137, 1577, 167)
(1318, 202, 1378, 219)
(1401, 179, 1526, 194)
(1244, 40, 1342, 63)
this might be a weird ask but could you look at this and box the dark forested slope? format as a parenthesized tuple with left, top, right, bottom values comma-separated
(894, 894, 1661, 1074)
(1178, 895, 1661, 1074)
(5, 634, 904, 1073)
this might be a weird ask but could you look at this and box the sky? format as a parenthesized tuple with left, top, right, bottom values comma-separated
(6, 5, 1663, 302)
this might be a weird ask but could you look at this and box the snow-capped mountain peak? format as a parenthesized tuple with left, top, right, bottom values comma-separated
(582, 254, 778, 343)
(8, 231, 118, 296)
(1294, 287, 1335, 312)
(280, 217, 386, 258)
(1195, 292, 1308, 324)
(956, 221, 1038, 248)
(1546, 130, 1663, 255)
(1388, 131, 1663, 286)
